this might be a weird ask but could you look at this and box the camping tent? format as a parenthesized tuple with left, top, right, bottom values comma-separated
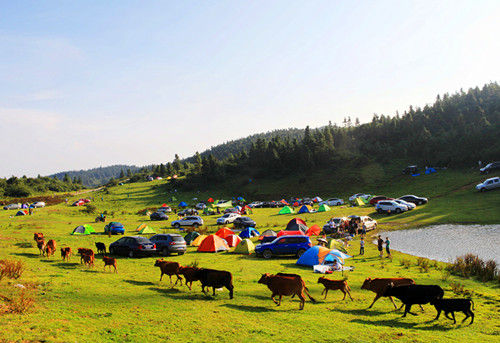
(259, 229, 277, 241)
(327, 238, 347, 253)
(296, 246, 350, 266)
(207, 198, 214, 203)
(317, 204, 331, 212)
(72, 224, 95, 235)
(233, 239, 255, 254)
(293, 201, 300, 207)
(184, 231, 200, 245)
(15, 210, 27, 216)
(278, 206, 294, 215)
(312, 197, 323, 203)
(277, 230, 305, 237)
(197, 235, 230, 252)
(178, 201, 188, 208)
(191, 234, 208, 247)
(355, 198, 365, 206)
(215, 227, 235, 240)
(285, 218, 308, 233)
(136, 223, 148, 232)
(138, 226, 156, 234)
(239, 227, 260, 239)
(306, 224, 321, 236)
(298, 205, 314, 214)
(225, 234, 242, 247)
(280, 199, 289, 205)
(212, 200, 232, 209)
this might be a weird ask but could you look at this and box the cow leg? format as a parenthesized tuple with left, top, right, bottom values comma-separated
(227, 284, 234, 299)
(298, 292, 306, 310)
(419, 304, 424, 312)
(169, 275, 173, 285)
(324, 289, 328, 299)
(187, 281, 192, 290)
(389, 296, 399, 309)
(271, 293, 279, 305)
(403, 304, 414, 317)
(159, 272, 164, 281)
(433, 309, 442, 321)
(368, 294, 381, 309)
(342, 290, 346, 300)
(468, 311, 474, 325)
(444, 311, 454, 320)
(451, 312, 456, 324)
(347, 289, 353, 301)
(278, 295, 282, 306)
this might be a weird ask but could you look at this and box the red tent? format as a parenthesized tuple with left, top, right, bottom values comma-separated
(306, 224, 322, 236)
(293, 202, 300, 207)
(197, 235, 229, 252)
(280, 199, 289, 205)
(277, 230, 305, 237)
(208, 198, 214, 203)
(225, 234, 242, 247)
(215, 227, 235, 240)
(285, 218, 308, 233)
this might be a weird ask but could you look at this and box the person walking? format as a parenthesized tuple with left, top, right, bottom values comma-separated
(377, 235, 384, 258)
(385, 237, 391, 258)
(359, 237, 365, 255)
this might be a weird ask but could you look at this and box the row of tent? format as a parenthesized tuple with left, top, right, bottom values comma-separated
(184, 232, 256, 254)
(279, 204, 331, 215)
(71, 223, 157, 235)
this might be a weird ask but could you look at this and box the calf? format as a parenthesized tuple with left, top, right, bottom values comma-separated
(431, 298, 474, 325)
(82, 253, 94, 267)
(44, 240, 57, 258)
(154, 259, 183, 286)
(33, 233, 44, 242)
(361, 277, 415, 309)
(36, 238, 46, 255)
(258, 273, 315, 309)
(179, 266, 200, 290)
(60, 247, 72, 261)
(383, 284, 444, 317)
(95, 242, 106, 255)
(102, 256, 117, 273)
(317, 277, 353, 301)
(77, 248, 95, 264)
(194, 268, 234, 299)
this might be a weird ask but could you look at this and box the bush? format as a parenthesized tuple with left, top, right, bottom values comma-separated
(81, 204, 97, 214)
(4, 184, 30, 197)
(416, 257, 430, 273)
(399, 258, 412, 269)
(0, 291, 35, 314)
(447, 254, 498, 282)
(0, 260, 24, 281)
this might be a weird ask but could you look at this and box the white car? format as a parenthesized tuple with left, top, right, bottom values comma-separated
(375, 200, 408, 214)
(360, 216, 378, 231)
(195, 203, 207, 210)
(248, 201, 263, 208)
(349, 193, 371, 202)
(30, 202, 46, 208)
(476, 177, 500, 192)
(3, 203, 21, 210)
(171, 216, 204, 228)
(216, 213, 241, 225)
(319, 198, 344, 206)
(393, 199, 416, 210)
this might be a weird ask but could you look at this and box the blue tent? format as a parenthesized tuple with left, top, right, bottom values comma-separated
(297, 205, 313, 214)
(178, 201, 188, 207)
(16, 210, 26, 216)
(296, 246, 351, 266)
(237, 196, 244, 201)
(239, 227, 260, 239)
(425, 167, 437, 174)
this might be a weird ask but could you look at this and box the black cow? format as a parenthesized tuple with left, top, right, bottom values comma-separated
(194, 268, 234, 299)
(431, 298, 474, 324)
(95, 242, 106, 254)
(383, 284, 444, 317)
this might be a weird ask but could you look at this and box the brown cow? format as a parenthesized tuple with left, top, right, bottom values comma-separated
(82, 253, 94, 267)
(361, 277, 415, 309)
(154, 259, 183, 286)
(60, 247, 72, 261)
(36, 238, 46, 255)
(317, 277, 353, 301)
(44, 240, 57, 258)
(77, 248, 95, 264)
(33, 233, 44, 242)
(258, 273, 316, 310)
(102, 256, 117, 273)
(179, 266, 200, 290)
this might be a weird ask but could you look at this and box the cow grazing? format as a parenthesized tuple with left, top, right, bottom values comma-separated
(258, 273, 315, 310)
(154, 259, 183, 286)
(44, 239, 57, 258)
(95, 242, 106, 255)
(431, 298, 474, 325)
(361, 277, 416, 309)
(77, 248, 95, 264)
(82, 253, 94, 267)
(102, 256, 117, 273)
(36, 238, 46, 255)
(60, 247, 72, 261)
(317, 277, 353, 301)
(179, 266, 201, 290)
(194, 268, 234, 299)
(383, 284, 444, 317)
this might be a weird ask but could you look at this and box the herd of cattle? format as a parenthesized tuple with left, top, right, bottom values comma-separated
(31, 233, 474, 325)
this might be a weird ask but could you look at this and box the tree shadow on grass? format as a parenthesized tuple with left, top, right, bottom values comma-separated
(221, 303, 275, 313)
(124, 279, 155, 286)
(12, 252, 40, 259)
(350, 318, 453, 331)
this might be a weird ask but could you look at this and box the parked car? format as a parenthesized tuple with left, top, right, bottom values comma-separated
(394, 199, 416, 210)
(224, 208, 239, 214)
(248, 201, 264, 208)
(233, 216, 256, 229)
(109, 236, 156, 257)
(375, 200, 408, 214)
(150, 212, 168, 221)
(157, 206, 172, 213)
(322, 217, 349, 234)
(402, 165, 419, 175)
(216, 213, 241, 225)
(104, 222, 125, 235)
(480, 162, 500, 174)
(369, 196, 394, 206)
(195, 203, 207, 210)
(150, 233, 186, 256)
(3, 203, 21, 210)
(178, 209, 198, 216)
(30, 201, 46, 208)
(171, 216, 203, 228)
(476, 177, 500, 192)
(319, 198, 344, 206)
(398, 195, 428, 205)
(255, 235, 312, 259)
(349, 193, 371, 202)
(360, 216, 378, 231)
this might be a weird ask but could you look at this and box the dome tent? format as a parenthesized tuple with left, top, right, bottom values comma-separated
(259, 229, 277, 241)
(278, 206, 294, 215)
(225, 234, 242, 247)
(215, 227, 235, 240)
(191, 234, 208, 247)
(72, 224, 95, 235)
(285, 218, 308, 233)
(296, 246, 351, 267)
(233, 239, 255, 254)
(197, 235, 230, 252)
(239, 227, 260, 239)
(298, 205, 314, 214)
(318, 204, 331, 212)
(306, 225, 321, 236)
(184, 231, 200, 245)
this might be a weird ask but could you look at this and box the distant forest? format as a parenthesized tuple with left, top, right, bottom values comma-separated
(49, 165, 140, 187)
(0, 174, 83, 198)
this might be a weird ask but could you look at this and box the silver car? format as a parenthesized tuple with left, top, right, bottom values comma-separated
(171, 216, 204, 228)
(476, 177, 500, 192)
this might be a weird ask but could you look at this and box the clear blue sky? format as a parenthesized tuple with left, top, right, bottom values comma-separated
(1, 1, 499, 177)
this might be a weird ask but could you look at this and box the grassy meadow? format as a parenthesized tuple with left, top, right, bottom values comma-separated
(0, 169, 499, 342)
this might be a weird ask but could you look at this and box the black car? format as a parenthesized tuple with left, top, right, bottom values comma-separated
(150, 211, 168, 221)
(402, 165, 419, 175)
(398, 195, 428, 205)
(233, 216, 256, 229)
(109, 236, 156, 257)
(480, 162, 500, 174)
(150, 234, 186, 256)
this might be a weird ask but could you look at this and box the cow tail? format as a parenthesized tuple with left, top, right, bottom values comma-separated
(304, 286, 316, 303)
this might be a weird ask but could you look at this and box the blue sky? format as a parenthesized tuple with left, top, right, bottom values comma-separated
(1, 1, 499, 177)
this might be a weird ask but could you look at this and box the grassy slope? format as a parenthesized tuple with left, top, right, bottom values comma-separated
(0, 170, 499, 342)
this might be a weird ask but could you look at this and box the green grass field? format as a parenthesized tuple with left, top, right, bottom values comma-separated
(0, 169, 499, 342)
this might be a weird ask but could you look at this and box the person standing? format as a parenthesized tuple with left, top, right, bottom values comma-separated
(377, 235, 384, 258)
(385, 237, 391, 258)
(359, 237, 365, 255)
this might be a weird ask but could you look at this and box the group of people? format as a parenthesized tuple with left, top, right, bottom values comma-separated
(376, 235, 391, 258)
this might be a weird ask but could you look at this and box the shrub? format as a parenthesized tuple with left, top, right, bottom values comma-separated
(0, 291, 35, 314)
(400, 258, 411, 269)
(447, 254, 498, 282)
(0, 260, 24, 281)
(416, 258, 430, 273)
(81, 204, 97, 214)
(4, 184, 31, 197)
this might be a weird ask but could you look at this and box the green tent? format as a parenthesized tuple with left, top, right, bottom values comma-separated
(184, 231, 200, 245)
(360, 197, 370, 204)
(72, 224, 95, 235)
(278, 206, 294, 214)
(327, 238, 348, 253)
(355, 197, 365, 206)
(138, 226, 156, 234)
(318, 204, 331, 212)
(233, 239, 255, 254)
(212, 200, 233, 209)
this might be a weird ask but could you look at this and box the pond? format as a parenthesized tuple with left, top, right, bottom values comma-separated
(379, 224, 500, 263)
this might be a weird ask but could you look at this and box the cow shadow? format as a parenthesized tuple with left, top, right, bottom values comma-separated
(124, 279, 155, 286)
(350, 318, 453, 331)
(149, 287, 222, 301)
(222, 304, 274, 313)
(54, 262, 80, 269)
(336, 308, 391, 317)
(12, 252, 40, 259)
(14, 242, 33, 248)
(81, 269, 100, 273)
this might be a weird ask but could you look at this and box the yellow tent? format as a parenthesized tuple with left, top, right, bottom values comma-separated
(355, 197, 365, 206)
(191, 234, 208, 247)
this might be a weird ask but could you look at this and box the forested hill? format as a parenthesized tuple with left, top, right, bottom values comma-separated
(49, 165, 140, 187)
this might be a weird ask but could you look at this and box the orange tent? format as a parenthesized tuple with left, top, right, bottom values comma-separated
(225, 234, 242, 247)
(208, 198, 214, 203)
(306, 224, 322, 236)
(215, 227, 235, 240)
(197, 235, 230, 253)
